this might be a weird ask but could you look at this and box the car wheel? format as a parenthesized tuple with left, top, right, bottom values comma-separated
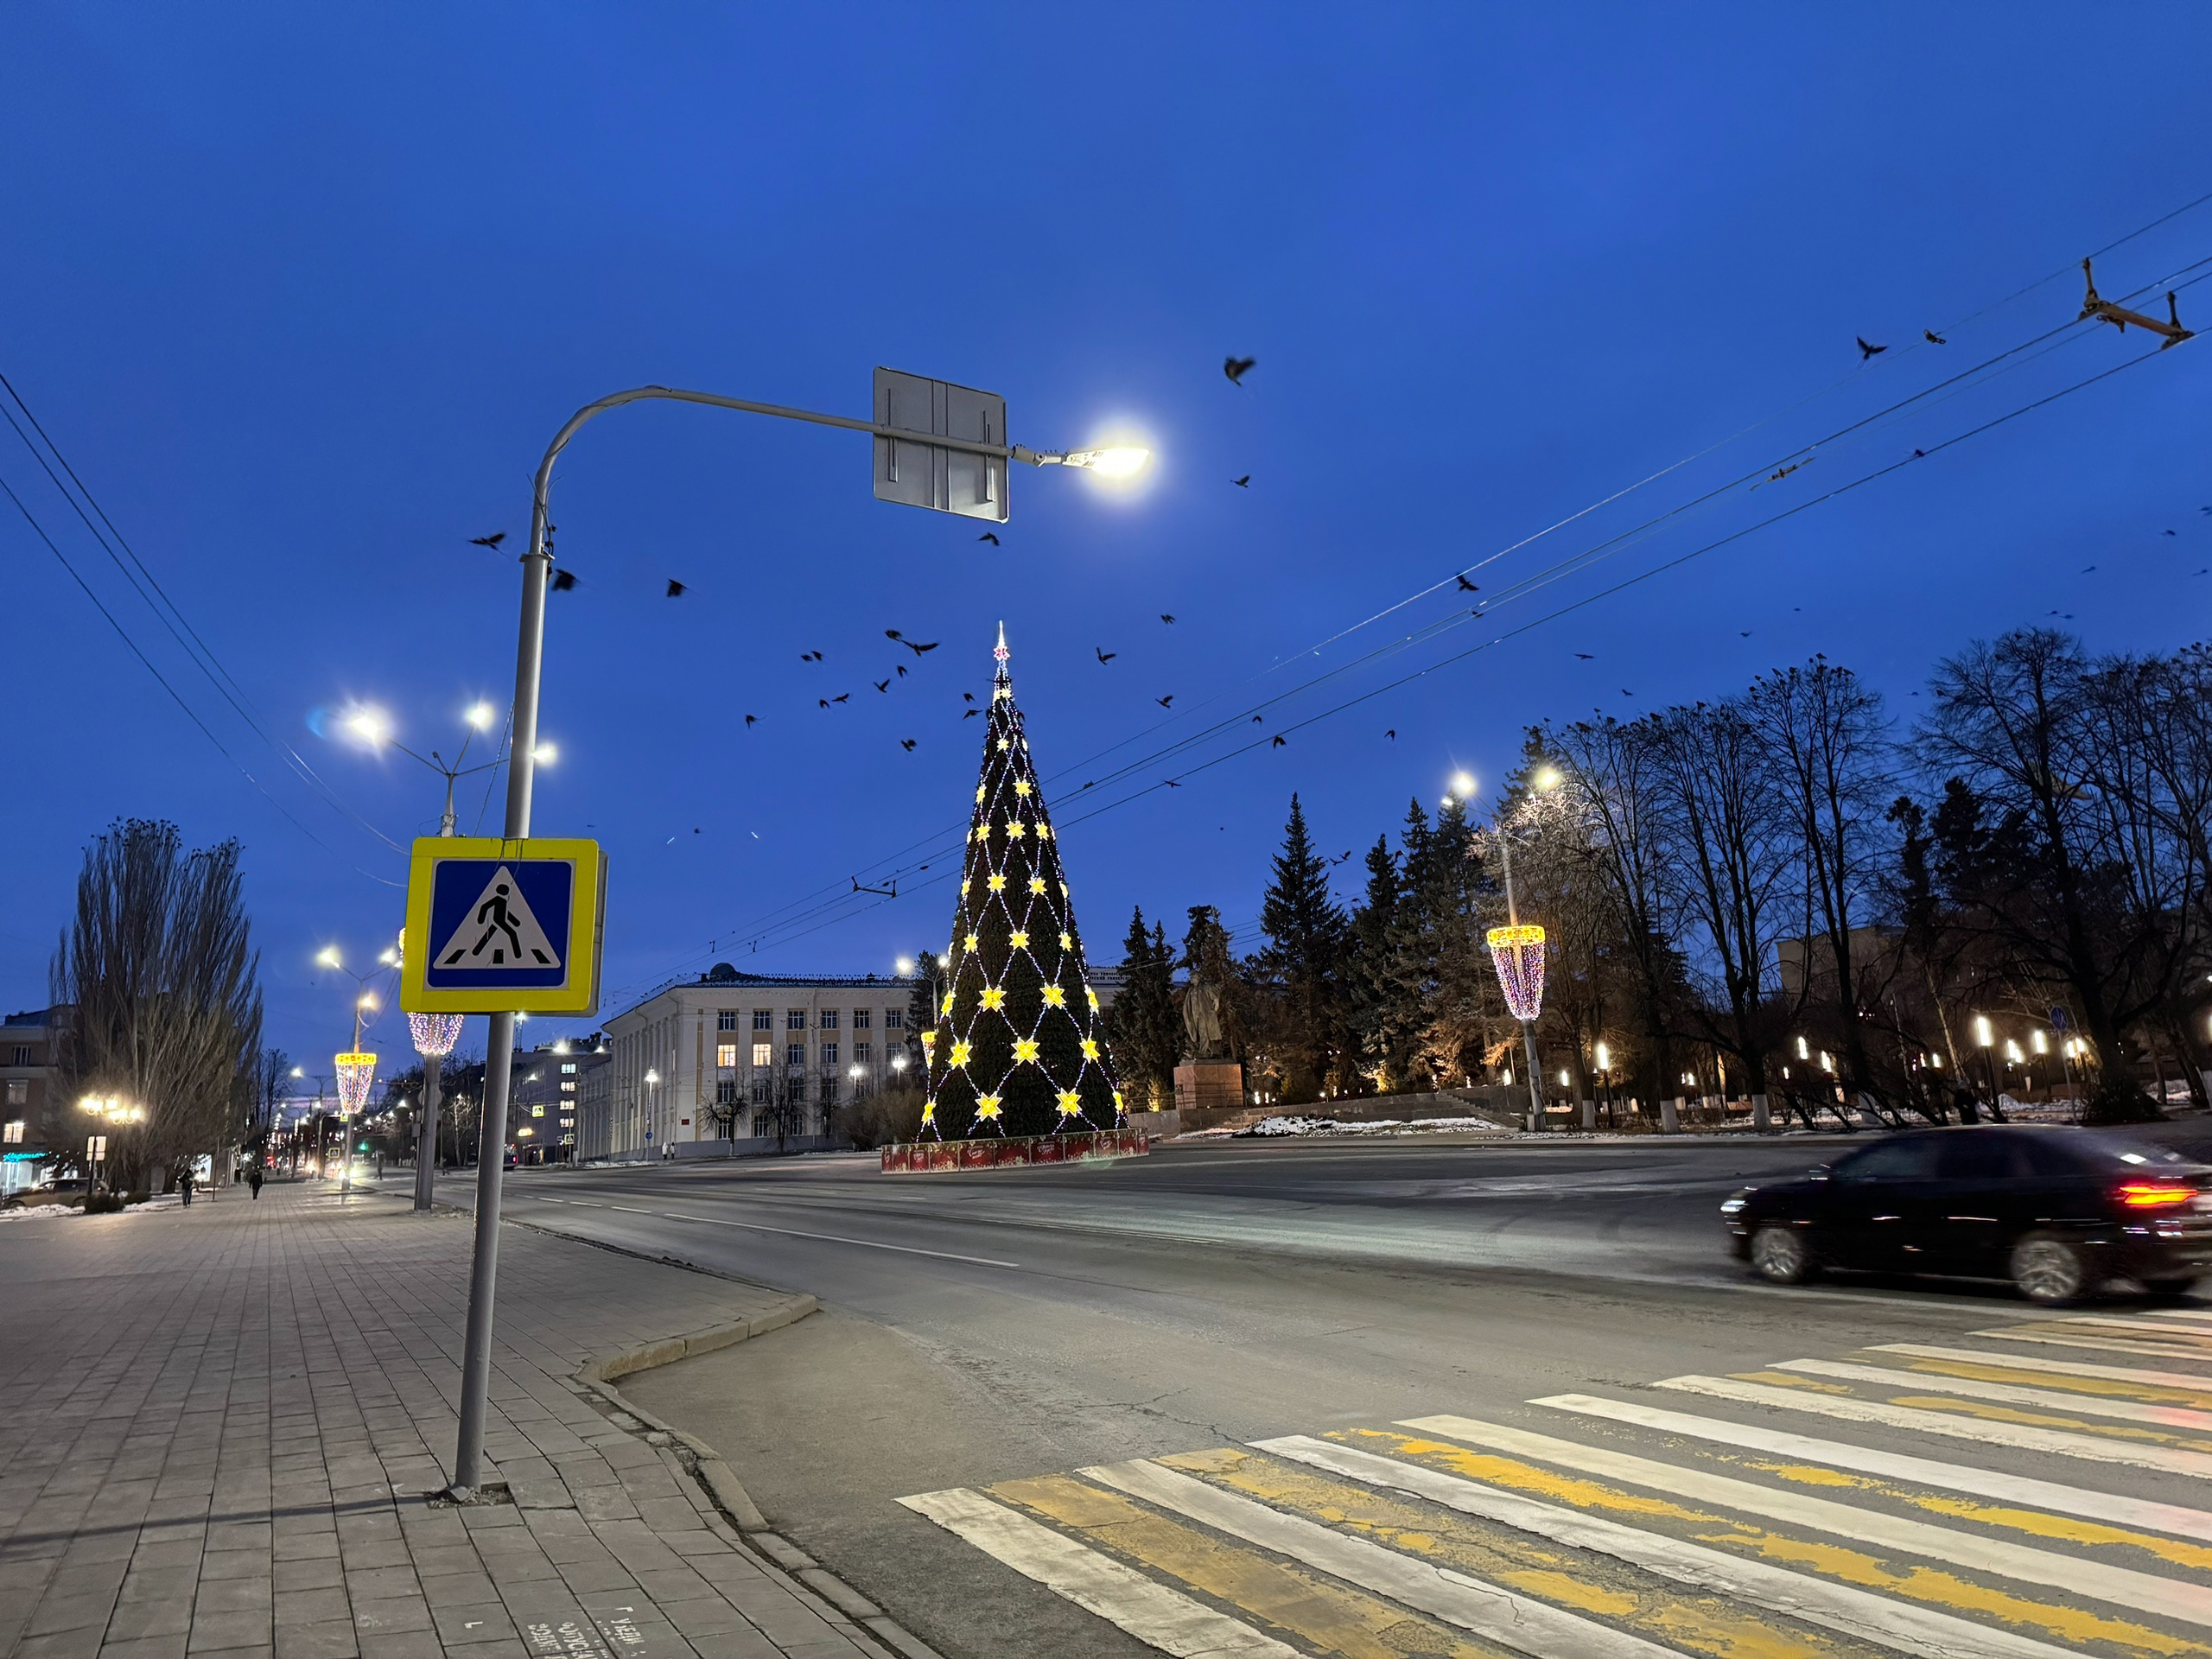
(2011, 1234, 2088, 1305)
(1750, 1224, 1815, 1285)
(2143, 1275, 2201, 1300)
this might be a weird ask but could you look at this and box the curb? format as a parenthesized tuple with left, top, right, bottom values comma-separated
(579, 1298, 946, 1659)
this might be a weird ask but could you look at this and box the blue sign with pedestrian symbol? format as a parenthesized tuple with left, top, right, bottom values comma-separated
(400, 837, 605, 1014)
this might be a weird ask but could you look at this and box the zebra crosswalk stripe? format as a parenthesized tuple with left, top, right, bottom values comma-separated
(1407, 1410, 2212, 1630)
(2037, 1314, 2212, 1341)
(1969, 1325, 2212, 1363)
(1538, 1390, 2212, 1543)
(1082, 1458, 1678, 1659)
(1654, 1372, 2212, 1476)
(1775, 1357, 2212, 1431)
(1871, 1341, 2212, 1397)
(896, 1487, 1299, 1657)
(1254, 1433, 2082, 1659)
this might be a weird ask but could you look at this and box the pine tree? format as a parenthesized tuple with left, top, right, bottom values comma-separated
(1257, 794, 1348, 1098)
(1346, 834, 1421, 1090)
(923, 627, 1122, 1139)
(1107, 906, 1179, 1110)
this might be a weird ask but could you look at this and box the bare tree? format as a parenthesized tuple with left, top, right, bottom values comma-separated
(1745, 658, 1897, 1121)
(53, 820, 264, 1192)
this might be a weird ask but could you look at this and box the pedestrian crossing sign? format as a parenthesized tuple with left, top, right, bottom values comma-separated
(399, 837, 605, 1014)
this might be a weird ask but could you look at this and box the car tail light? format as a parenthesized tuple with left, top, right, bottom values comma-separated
(2118, 1182, 2196, 1209)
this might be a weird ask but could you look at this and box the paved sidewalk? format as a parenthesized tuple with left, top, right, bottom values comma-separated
(0, 1180, 890, 1659)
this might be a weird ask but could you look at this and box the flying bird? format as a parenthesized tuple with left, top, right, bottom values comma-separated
(1165, 779, 1182, 788)
(1739, 630, 1751, 638)
(963, 708, 982, 719)
(1251, 715, 1262, 723)
(1913, 448, 1926, 458)
(1923, 329, 1947, 345)
(1232, 475, 1250, 487)
(874, 678, 891, 692)
(1622, 689, 1634, 696)
(1160, 613, 1176, 625)
(904, 639, 940, 654)
(1224, 355, 1256, 385)
(818, 699, 830, 709)
(1384, 729, 1395, 741)
(978, 532, 1001, 545)
(1456, 575, 1478, 592)
(1096, 647, 1116, 664)
(1156, 695, 1174, 708)
(469, 531, 506, 550)
(1574, 652, 1594, 660)
(1857, 336, 1887, 359)
(963, 692, 976, 703)
(2165, 529, 2178, 536)
(745, 715, 757, 728)
(665, 579, 686, 598)
(2083, 565, 2097, 574)
(885, 628, 903, 640)
(1271, 735, 1287, 747)
(896, 664, 908, 678)
(802, 650, 823, 662)
(550, 569, 578, 592)
(831, 692, 850, 704)
(900, 739, 917, 752)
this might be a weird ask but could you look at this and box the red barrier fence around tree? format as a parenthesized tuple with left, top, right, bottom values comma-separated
(879, 1128, 1148, 1173)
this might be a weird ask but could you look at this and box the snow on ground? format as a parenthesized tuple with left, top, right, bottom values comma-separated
(1239, 1115, 1510, 1138)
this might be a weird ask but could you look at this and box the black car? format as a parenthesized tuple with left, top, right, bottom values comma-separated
(1723, 1125, 2212, 1303)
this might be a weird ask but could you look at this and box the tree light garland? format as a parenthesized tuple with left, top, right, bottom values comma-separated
(1485, 924, 1548, 1022)
(407, 1012, 464, 1058)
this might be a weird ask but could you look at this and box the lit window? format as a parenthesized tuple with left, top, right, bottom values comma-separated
(3, 1121, 22, 1144)
(885, 1009, 904, 1030)
(821, 1009, 839, 1031)
(559, 1081, 575, 1093)
(787, 1010, 806, 1031)
(717, 1009, 738, 1031)
(560, 1062, 576, 1075)
(716, 1044, 737, 1068)
(752, 1042, 772, 1068)
(853, 1008, 872, 1030)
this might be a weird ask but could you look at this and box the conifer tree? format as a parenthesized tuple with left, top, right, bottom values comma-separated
(922, 627, 1122, 1139)
(1107, 906, 1179, 1110)
(1257, 794, 1348, 1096)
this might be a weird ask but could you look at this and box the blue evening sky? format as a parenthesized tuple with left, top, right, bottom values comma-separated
(4, 6, 2209, 1066)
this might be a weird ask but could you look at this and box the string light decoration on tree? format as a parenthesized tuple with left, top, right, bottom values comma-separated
(924, 624, 1123, 1140)
(407, 1013, 464, 1058)
(334, 1051, 378, 1115)
(1485, 924, 1548, 1022)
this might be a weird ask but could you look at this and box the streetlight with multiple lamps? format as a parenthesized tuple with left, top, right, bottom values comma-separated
(343, 702, 522, 836)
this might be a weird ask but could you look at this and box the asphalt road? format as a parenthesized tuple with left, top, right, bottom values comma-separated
(444, 1130, 2212, 1659)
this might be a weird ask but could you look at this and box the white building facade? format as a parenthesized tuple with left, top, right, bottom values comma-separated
(596, 969, 919, 1160)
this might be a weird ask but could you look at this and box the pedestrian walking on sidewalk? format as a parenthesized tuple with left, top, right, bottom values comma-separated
(247, 1166, 264, 1200)
(178, 1169, 194, 1207)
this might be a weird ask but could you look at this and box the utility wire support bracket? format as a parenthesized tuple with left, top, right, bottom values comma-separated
(2079, 258, 2195, 346)
(851, 876, 898, 898)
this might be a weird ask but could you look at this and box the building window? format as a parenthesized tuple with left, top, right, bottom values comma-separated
(3, 1079, 25, 1107)
(788, 1009, 806, 1031)
(10, 1046, 29, 1066)
(560, 1080, 575, 1093)
(752, 1110, 773, 1135)
(750, 1079, 770, 1105)
(716, 1079, 737, 1104)
(884, 1009, 904, 1030)
(718, 1009, 738, 1031)
(853, 1008, 872, 1030)
(786, 1043, 805, 1066)
(821, 1009, 839, 1031)
(753, 1009, 772, 1031)
(821, 1042, 839, 1067)
(751, 1041, 772, 1068)
(716, 1044, 737, 1068)
(819, 1075, 839, 1104)
(3, 1121, 22, 1144)
(561, 1062, 576, 1074)
(854, 1042, 871, 1064)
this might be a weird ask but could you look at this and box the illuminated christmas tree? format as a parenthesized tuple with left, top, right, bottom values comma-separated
(923, 626, 1123, 1139)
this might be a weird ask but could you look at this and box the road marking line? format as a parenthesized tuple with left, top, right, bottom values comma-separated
(1539, 1391, 2212, 1544)
(531, 1196, 1020, 1267)
(1257, 1434, 2083, 1659)
(2040, 1314, 2212, 1341)
(993, 1473, 1503, 1659)
(897, 1486, 1297, 1657)
(1970, 1325, 2212, 1362)
(1408, 1410, 2212, 1629)
(1868, 1343, 2212, 1405)
(1157, 1445, 1847, 1659)
(1777, 1357, 2212, 1431)
(1082, 1458, 1678, 1659)
(1653, 1374, 2212, 1476)
(2149, 1308, 2212, 1323)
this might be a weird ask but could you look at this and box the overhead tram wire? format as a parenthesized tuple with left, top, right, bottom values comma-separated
(0, 372, 407, 857)
(0, 467, 402, 887)
(673, 295, 2199, 970)
(639, 232, 2212, 982)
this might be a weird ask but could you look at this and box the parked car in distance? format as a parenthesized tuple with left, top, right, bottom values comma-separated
(1723, 1125, 2212, 1303)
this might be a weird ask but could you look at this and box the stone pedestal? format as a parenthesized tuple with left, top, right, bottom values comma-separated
(1174, 1061, 1245, 1115)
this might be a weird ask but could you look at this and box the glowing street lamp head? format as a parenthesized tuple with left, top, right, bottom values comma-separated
(1533, 766, 1561, 792)
(317, 946, 342, 969)
(1064, 446, 1151, 477)
(1451, 772, 1477, 800)
(344, 707, 391, 747)
(1974, 1014, 1994, 1048)
(531, 742, 558, 766)
(466, 702, 497, 731)
(895, 957, 915, 976)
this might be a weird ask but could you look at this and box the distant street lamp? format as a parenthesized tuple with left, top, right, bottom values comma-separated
(1973, 1014, 2007, 1122)
(344, 701, 509, 836)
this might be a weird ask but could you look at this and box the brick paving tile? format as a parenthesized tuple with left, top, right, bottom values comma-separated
(0, 1184, 876, 1659)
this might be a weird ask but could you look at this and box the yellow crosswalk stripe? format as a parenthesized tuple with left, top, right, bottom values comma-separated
(1081, 1457, 1682, 1659)
(1655, 1372, 2212, 1476)
(2044, 1315, 2212, 1342)
(1774, 1358, 2212, 1431)
(1869, 1344, 2212, 1408)
(1154, 1444, 1868, 1659)
(1403, 1411, 2212, 1630)
(990, 1472, 1520, 1659)
(1970, 1325, 2212, 1363)
(1258, 1433, 2092, 1659)
(1541, 1391, 2212, 1547)
(897, 1485, 1298, 1656)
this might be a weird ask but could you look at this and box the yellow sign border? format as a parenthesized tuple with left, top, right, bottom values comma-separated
(400, 837, 606, 1015)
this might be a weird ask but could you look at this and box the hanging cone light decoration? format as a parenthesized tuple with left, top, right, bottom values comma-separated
(923, 625, 1124, 1140)
(334, 1051, 378, 1115)
(1485, 925, 1548, 1023)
